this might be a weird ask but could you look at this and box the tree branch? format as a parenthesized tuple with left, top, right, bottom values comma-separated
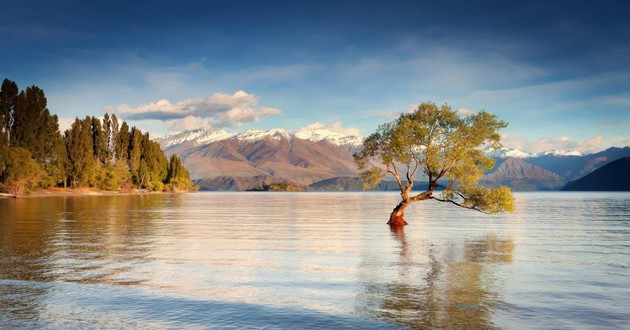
(430, 196, 488, 214)
(387, 163, 404, 192)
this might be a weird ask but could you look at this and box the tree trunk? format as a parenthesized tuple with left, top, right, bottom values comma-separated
(388, 201, 410, 226)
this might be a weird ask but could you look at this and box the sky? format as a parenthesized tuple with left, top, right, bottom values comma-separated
(1, 0, 629, 154)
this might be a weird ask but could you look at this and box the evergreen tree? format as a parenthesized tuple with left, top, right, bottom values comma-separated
(0, 79, 18, 172)
(115, 121, 129, 163)
(129, 127, 142, 183)
(91, 116, 107, 166)
(39, 134, 68, 188)
(11, 86, 54, 160)
(166, 154, 196, 191)
(110, 113, 119, 162)
(138, 132, 168, 190)
(103, 113, 112, 164)
(0, 79, 18, 148)
(65, 117, 96, 188)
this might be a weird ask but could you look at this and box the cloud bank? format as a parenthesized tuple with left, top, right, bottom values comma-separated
(105, 91, 281, 131)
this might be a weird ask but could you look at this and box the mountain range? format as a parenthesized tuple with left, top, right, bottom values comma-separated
(154, 128, 630, 191)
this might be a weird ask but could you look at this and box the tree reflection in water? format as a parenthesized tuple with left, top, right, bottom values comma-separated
(0, 195, 176, 326)
(356, 225, 514, 329)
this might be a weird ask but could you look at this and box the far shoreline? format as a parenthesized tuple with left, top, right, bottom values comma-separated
(0, 187, 193, 199)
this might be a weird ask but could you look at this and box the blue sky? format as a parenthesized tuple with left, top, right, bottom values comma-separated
(1, 0, 629, 153)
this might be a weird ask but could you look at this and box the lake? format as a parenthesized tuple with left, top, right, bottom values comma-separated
(1, 192, 629, 329)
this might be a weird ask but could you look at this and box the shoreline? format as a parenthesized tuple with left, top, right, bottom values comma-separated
(0, 187, 183, 199)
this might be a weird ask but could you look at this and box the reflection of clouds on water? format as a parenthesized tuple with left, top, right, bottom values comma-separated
(357, 224, 515, 329)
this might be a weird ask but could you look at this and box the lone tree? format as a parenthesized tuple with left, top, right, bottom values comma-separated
(354, 102, 514, 226)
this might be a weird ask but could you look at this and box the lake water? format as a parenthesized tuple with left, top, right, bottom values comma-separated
(1, 192, 629, 329)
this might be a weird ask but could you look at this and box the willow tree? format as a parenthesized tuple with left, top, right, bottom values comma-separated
(354, 102, 514, 226)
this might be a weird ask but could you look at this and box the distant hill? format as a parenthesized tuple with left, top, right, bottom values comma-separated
(562, 157, 630, 191)
(480, 158, 566, 191)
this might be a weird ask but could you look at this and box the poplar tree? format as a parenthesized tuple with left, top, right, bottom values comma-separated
(91, 116, 107, 166)
(116, 121, 129, 163)
(65, 117, 96, 187)
(138, 132, 168, 190)
(166, 154, 196, 191)
(103, 113, 112, 164)
(110, 114, 119, 162)
(0, 79, 18, 148)
(129, 127, 142, 182)
(0, 79, 18, 171)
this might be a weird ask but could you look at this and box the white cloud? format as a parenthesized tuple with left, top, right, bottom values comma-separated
(168, 116, 215, 131)
(57, 117, 75, 133)
(104, 91, 281, 130)
(456, 107, 475, 116)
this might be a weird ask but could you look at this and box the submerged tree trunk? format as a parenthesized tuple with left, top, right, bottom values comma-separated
(388, 201, 410, 226)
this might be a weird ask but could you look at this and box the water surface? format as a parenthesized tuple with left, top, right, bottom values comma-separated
(1, 192, 629, 328)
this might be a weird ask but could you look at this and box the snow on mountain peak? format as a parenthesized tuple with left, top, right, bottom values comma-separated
(154, 129, 233, 148)
(484, 146, 584, 158)
(484, 147, 532, 159)
(294, 127, 363, 147)
(536, 149, 583, 157)
(236, 128, 291, 142)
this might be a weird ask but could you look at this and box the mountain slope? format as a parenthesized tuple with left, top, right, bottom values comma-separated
(481, 158, 566, 191)
(562, 157, 630, 191)
(159, 128, 361, 186)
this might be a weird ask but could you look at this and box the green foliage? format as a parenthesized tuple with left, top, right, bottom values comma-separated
(65, 117, 97, 188)
(134, 132, 168, 190)
(39, 137, 68, 188)
(115, 121, 129, 162)
(94, 161, 131, 191)
(165, 154, 198, 191)
(355, 101, 514, 215)
(1, 147, 43, 195)
(0, 79, 69, 190)
(91, 116, 107, 165)
(248, 181, 303, 192)
(0, 77, 197, 194)
(0, 79, 18, 169)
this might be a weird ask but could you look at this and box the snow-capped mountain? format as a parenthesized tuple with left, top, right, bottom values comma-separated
(236, 128, 291, 142)
(484, 147, 582, 159)
(154, 129, 234, 148)
(485, 147, 532, 159)
(294, 127, 363, 147)
(534, 149, 583, 157)
(155, 127, 363, 150)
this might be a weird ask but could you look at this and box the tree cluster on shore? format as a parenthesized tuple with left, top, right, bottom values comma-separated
(0, 78, 197, 195)
(248, 181, 305, 191)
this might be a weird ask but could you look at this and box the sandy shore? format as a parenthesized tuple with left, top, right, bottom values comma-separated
(0, 187, 171, 199)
